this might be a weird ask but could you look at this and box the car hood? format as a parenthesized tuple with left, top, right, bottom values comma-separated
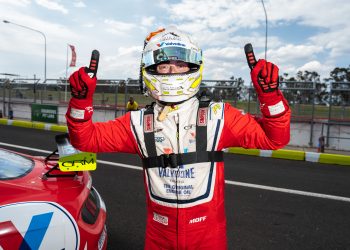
(0, 157, 92, 206)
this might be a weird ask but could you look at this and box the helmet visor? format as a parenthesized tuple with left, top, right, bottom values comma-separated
(143, 47, 202, 68)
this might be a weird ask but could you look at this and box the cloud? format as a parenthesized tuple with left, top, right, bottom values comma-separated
(201, 46, 248, 80)
(35, 0, 68, 14)
(101, 45, 143, 79)
(73, 1, 86, 8)
(160, 0, 350, 78)
(268, 0, 350, 29)
(141, 16, 155, 27)
(297, 60, 334, 79)
(166, 0, 349, 30)
(0, 0, 30, 7)
(116, 46, 142, 57)
(1, 0, 349, 82)
(183, 25, 234, 47)
(204, 60, 245, 80)
(82, 23, 95, 28)
(204, 47, 242, 62)
(104, 19, 137, 35)
(309, 26, 350, 59)
(0, 7, 79, 44)
(268, 44, 324, 63)
(165, 0, 262, 29)
(0, 3, 83, 79)
(265, 44, 327, 78)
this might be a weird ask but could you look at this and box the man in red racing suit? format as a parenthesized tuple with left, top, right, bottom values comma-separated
(66, 27, 290, 249)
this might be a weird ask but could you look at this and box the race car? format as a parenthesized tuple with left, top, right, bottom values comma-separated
(0, 139, 107, 250)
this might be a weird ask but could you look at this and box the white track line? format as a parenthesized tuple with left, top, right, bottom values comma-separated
(225, 180, 350, 203)
(0, 142, 52, 154)
(2, 142, 350, 203)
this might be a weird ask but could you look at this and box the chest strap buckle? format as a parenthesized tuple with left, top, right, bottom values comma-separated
(159, 153, 177, 168)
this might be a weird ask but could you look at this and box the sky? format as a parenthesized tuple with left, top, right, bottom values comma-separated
(0, 0, 349, 84)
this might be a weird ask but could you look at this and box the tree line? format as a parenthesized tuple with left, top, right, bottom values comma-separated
(209, 65, 350, 106)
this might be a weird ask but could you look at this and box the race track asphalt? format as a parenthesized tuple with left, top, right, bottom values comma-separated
(1, 124, 350, 250)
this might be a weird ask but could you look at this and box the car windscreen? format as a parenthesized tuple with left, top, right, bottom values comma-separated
(0, 149, 34, 180)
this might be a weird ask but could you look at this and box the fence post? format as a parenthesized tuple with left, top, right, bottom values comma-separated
(7, 81, 12, 118)
(2, 80, 6, 116)
(233, 80, 237, 107)
(247, 85, 251, 114)
(309, 81, 316, 147)
(40, 81, 43, 104)
(326, 82, 333, 147)
(124, 79, 128, 115)
(114, 81, 118, 118)
(33, 75, 37, 103)
(58, 83, 61, 104)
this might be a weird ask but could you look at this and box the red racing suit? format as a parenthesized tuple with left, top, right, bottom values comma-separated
(66, 94, 290, 249)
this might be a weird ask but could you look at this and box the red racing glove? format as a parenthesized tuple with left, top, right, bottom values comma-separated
(251, 59, 289, 117)
(66, 67, 97, 121)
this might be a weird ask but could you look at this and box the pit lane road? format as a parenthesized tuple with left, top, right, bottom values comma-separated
(1, 124, 350, 250)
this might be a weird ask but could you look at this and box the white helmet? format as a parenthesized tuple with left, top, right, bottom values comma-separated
(141, 26, 203, 103)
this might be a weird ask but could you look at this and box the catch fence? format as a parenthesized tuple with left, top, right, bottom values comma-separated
(1, 78, 349, 147)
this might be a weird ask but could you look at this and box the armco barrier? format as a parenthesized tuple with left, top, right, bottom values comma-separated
(271, 149, 305, 161)
(0, 118, 67, 133)
(227, 147, 350, 166)
(226, 147, 260, 156)
(1, 118, 349, 166)
(318, 154, 350, 166)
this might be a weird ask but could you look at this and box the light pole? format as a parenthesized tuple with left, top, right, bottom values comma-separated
(260, 0, 268, 60)
(3, 20, 47, 81)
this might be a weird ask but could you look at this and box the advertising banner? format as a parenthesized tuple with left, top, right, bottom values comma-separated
(31, 104, 58, 123)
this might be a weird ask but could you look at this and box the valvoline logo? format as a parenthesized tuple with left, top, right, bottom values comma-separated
(157, 41, 186, 47)
(0, 202, 79, 250)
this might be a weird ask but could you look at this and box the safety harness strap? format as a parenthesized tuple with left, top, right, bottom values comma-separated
(143, 107, 157, 157)
(196, 101, 209, 152)
(142, 151, 223, 169)
(142, 100, 223, 168)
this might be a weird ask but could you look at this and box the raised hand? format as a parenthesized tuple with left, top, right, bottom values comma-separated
(244, 43, 288, 117)
(69, 50, 100, 99)
(251, 59, 279, 94)
(244, 43, 279, 94)
(67, 50, 100, 121)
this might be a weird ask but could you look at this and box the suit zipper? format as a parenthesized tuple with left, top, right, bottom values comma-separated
(175, 115, 180, 250)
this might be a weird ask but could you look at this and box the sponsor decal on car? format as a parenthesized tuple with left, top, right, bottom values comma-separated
(0, 202, 79, 250)
(58, 152, 97, 172)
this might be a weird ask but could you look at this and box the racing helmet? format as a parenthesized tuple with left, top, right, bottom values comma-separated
(141, 26, 203, 103)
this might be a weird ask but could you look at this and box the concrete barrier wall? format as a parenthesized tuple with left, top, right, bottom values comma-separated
(2, 102, 350, 150)
(290, 122, 349, 150)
